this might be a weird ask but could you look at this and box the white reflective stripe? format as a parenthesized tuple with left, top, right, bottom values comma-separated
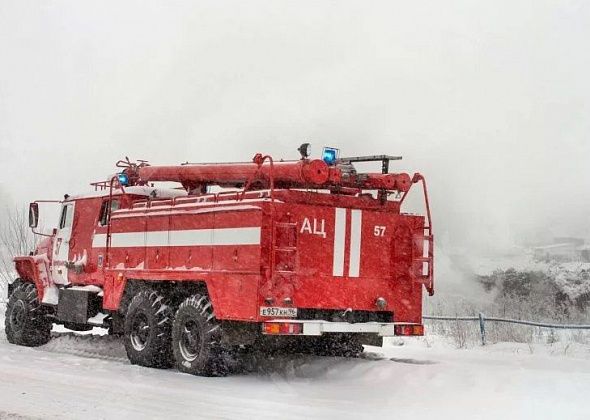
(349, 209, 362, 277)
(211, 227, 260, 245)
(168, 229, 212, 247)
(333, 208, 346, 277)
(92, 232, 144, 248)
(92, 234, 106, 248)
(146, 230, 168, 247)
(92, 227, 261, 248)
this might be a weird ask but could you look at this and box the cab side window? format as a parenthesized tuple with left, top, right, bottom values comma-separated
(59, 204, 74, 229)
(99, 199, 119, 226)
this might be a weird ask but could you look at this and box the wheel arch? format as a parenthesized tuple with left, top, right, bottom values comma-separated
(116, 279, 211, 316)
(106, 278, 211, 336)
(13, 257, 46, 301)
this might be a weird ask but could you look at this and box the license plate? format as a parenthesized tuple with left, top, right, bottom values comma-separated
(260, 307, 298, 317)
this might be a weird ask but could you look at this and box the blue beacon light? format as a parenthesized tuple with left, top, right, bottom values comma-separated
(117, 173, 129, 186)
(322, 147, 339, 165)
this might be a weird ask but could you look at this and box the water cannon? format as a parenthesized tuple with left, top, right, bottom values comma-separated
(108, 147, 414, 195)
(137, 157, 332, 190)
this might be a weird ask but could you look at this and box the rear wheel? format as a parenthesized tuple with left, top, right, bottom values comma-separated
(5, 282, 51, 347)
(172, 295, 227, 376)
(123, 290, 173, 368)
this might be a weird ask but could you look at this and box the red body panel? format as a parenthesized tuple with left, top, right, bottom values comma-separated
(18, 157, 433, 330)
(23, 191, 429, 325)
(14, 256, 49, 300)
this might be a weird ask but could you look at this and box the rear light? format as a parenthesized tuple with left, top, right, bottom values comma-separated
(262, 322, 303, 335)
(394, 324, 424, 336)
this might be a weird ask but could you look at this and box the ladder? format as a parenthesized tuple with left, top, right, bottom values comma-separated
(272, 221, 298, 274)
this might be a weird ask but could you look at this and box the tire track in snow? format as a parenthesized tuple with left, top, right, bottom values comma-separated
(35, 332, 128, 362)
(0, 412, 40, 420)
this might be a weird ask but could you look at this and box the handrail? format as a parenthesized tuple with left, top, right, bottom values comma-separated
(235, 154, 278, 286)
(104, 175, 124, 269)
(239, 154, 275, 203)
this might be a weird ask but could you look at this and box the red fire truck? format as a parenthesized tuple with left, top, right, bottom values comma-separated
(5, 146, 433, 376)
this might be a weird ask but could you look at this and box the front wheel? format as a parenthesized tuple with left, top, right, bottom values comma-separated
(5, 282, 52, 347)
(171, 295, 227, 376)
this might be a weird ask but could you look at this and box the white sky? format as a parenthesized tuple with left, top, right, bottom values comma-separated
(0, 0, 589, 252)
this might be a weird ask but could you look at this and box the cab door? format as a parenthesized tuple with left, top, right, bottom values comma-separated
(51, 202, 75, 285)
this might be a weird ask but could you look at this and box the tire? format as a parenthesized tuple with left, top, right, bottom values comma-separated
(172, 295, 227, 376)
(123, 290, 173, 368)
(5, 282, 51, 347)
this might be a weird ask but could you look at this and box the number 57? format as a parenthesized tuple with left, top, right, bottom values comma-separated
(374, 226, 386, 237)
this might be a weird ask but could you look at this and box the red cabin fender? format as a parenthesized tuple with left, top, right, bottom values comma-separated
(14, 255, 52, 301)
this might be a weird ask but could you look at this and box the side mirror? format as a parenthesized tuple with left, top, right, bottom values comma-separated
(29, 202, 39, 228)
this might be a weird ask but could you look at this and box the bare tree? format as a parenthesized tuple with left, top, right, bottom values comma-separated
(0, 206, 38, 301)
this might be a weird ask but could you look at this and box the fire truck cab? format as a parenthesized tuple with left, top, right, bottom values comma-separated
(6, 147, 433, 376)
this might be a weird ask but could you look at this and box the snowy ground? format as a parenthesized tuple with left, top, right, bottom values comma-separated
(1, 308, 590, 420)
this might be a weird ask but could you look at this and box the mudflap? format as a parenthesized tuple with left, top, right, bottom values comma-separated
(57, 289, 101, 324)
